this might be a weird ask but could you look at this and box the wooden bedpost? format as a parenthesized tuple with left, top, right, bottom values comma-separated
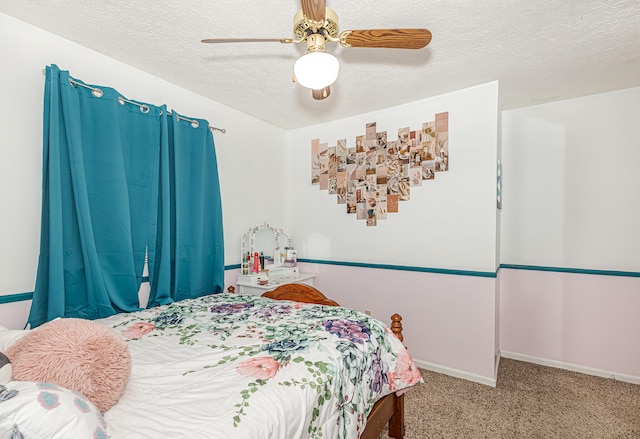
(388, 394, 405, 438)
(389, 313, 406, 438)
(390, 313, 403, 342)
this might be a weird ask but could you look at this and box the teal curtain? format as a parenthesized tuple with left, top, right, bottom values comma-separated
(28, 65, 224, 327)
(147, 111, 224, 306)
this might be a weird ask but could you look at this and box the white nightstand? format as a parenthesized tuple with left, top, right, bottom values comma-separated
(236, 268, 316, 296)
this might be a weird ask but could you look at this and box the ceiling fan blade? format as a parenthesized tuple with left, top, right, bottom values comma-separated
(201, 38, 292, 44)
(340, 29, 432, 49)
(312, 86, 331, 100)
(300, 0, 326, 23)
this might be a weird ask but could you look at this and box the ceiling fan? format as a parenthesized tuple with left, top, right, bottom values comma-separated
(201, 0, 432, 100)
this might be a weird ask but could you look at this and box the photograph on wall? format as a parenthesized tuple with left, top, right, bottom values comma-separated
(356, 202, 366, 220)
(399, 177, 410, 201)
(387, 194, 399, 213)
(311, 138, 321, 184)
(336, 171, 346, 204)
(366, 174, 377, 192)
(319, 173, 328, 191)
(366, 190, 377, 210)
(319, 142, 329, 177)
(435, 112, 449, 172)
(337, 138, 347, 155)
(419, 122, 437, 180)
(421, 122, 436, 158)
(400, 162, 410, 179)
(377, 131, 387, 150)
(356, 152, 366, 173)
(337, 153, 347, 172)
(409, 130, 417, 155)
(366, 123, 377, 153)
(422, 160, 436, 180)
(328, 146, 337, 180)
(347, 195, 357, 214)
(410, 167, 423, 187)
(376, 163, 388, 185)
(377, 148, 387, 166)
(366, 215, 377, 227)
(328, 177, 337, 195)
(398, 127, 410, 161)
(376, 185, 388, 220)
(366, 122, 377, 141)
(347, 162, 356, 181)
(346, 146, 356, 165)
(387, 140, 398, 157)
(435, 132, 449, 171)
(409, 139, 420, 168)
(347, 179, 356, 197)
(311, 116, 449, 226)
(366, 154, 376, 175)
(366, 190, 377, 225)
(388, 155, 399, 175)
(355, 186, 364, 203)
(387, 174, 399, 196)
(355, 135, 365, 153)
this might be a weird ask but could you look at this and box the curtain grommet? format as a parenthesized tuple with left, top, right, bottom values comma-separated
(91, 89, 104, 98)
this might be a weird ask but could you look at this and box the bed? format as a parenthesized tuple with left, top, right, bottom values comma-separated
(1, 284, 421, 438)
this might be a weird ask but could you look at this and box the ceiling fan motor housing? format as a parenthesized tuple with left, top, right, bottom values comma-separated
(293, 7, 339, 40)
(306, 33, 328, 52)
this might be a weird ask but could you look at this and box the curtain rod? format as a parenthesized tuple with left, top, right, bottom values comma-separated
(41, 69, 226, 133)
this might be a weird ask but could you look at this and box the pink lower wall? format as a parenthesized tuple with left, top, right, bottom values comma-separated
(5, 266, 638, 384)
(500, 268, 640, 379)
(297, 262, 498, 382)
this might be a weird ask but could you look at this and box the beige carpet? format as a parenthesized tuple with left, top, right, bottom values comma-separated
(379, 358, 640, 438)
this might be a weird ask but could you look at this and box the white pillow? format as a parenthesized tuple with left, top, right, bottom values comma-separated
(0, 327, 28, 352)
(0, 381, 109, 439)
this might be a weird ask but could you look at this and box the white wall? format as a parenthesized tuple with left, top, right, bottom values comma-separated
(500, 87, 640, 382)
(501, 87, 640, 271)
(287, 82, 500, 272)
(0, 13, 287, 325)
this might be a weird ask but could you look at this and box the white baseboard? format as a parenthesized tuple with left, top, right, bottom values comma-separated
(413, 358, 497, 387)
(501, 351, 640, 386)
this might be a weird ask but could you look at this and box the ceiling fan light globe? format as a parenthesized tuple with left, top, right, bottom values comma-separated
(294, 52, 340, 90)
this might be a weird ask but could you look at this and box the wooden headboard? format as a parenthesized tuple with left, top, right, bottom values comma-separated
(261, 283, 341, 307)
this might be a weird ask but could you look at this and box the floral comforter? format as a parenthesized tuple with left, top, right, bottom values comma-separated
(97, 293, 422, 439)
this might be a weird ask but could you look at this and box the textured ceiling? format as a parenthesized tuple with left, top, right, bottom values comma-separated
(2, 0, 639, 129)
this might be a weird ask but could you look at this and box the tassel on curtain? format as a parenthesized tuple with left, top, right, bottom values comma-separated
(28, 65, 224, 328)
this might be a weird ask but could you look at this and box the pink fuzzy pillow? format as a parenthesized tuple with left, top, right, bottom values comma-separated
(5, 318, 130, 412)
